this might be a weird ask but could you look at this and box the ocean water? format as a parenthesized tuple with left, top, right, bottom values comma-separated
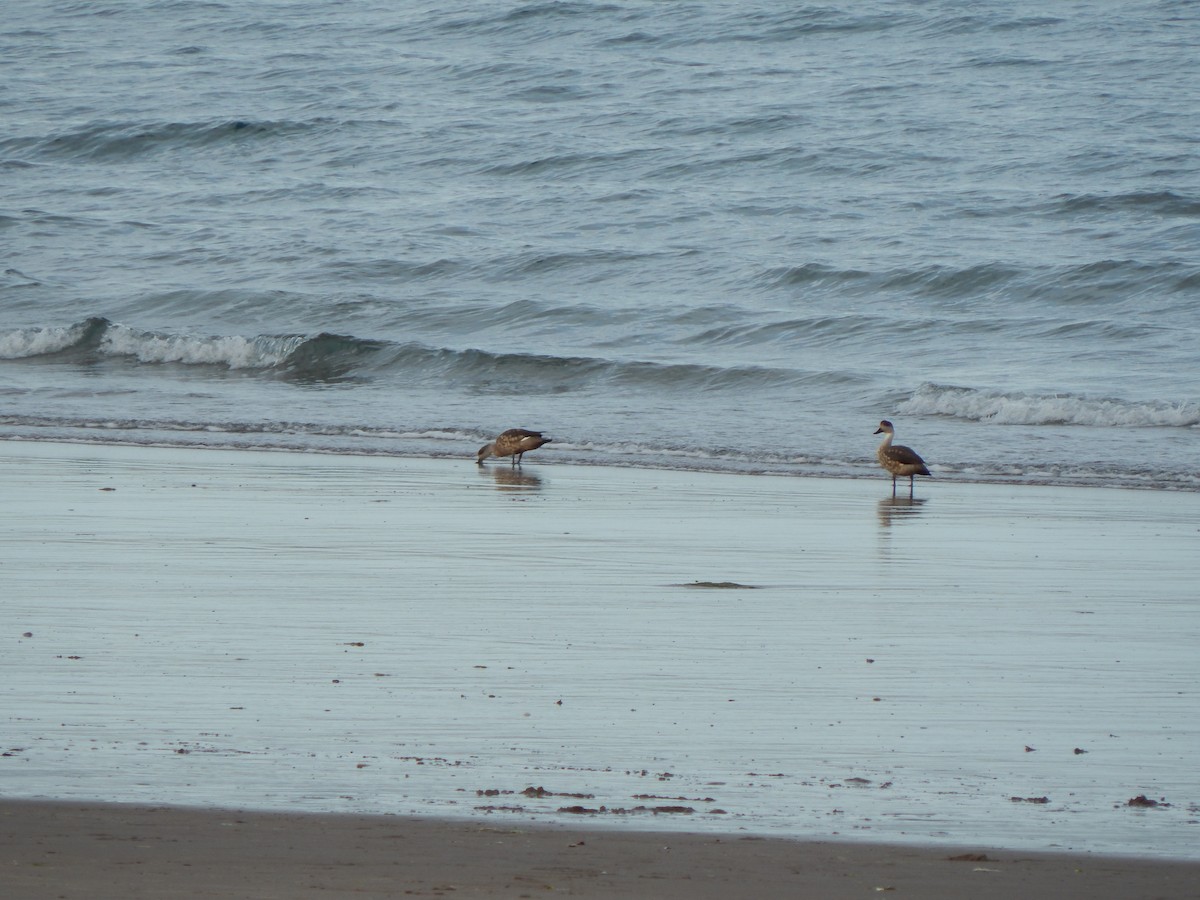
(3, 1, 1199, 489)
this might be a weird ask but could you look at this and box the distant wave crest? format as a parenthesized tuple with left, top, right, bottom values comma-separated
(763, 258, 1200, 303)
(901, 383, 1200, 428)
(4, 118, 319, 162)
(0, 317, 807, 391)
(1054, 190, 1200, 219)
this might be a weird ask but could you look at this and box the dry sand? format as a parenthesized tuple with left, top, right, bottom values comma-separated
(2, 441, 1198, 896)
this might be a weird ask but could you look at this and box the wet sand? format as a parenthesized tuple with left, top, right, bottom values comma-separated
(2, 441, 1198, 886)
(4, 799, 1200, 899)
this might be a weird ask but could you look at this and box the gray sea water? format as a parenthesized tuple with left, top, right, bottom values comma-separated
(3, 1, 1199, 489)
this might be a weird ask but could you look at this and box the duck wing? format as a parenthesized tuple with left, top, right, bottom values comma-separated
(883, 443, 927, 468)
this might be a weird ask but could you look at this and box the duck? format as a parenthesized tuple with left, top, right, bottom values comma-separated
(874, 420, 931, 494)
(476, 428, 551, 466)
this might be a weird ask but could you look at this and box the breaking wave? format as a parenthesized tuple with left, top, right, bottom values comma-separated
(901, 383, 1200, 428)
(2, 317, 308, 368)
(0, 317, 813, 391)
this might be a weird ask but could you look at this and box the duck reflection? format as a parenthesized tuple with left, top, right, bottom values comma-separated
(480, 465, 544, 492)
(877, 494, 928, 527)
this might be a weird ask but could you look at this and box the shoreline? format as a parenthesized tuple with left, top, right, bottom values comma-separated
(2, 430, 1193, 493)
(4, 799, 1199, 899)
(2, 440, 1197, 863)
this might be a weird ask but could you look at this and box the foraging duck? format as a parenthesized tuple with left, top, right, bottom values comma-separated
(874, 420, 931, 494)
(476, 428, 551, 466)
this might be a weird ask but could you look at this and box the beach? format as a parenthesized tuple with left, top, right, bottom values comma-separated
(5, 800, 1200, 900)
(2, 441, 1198, 896)
(7, 1, 1200, 893)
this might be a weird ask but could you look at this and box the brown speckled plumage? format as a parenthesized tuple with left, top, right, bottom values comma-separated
(476, 428, 551, 466)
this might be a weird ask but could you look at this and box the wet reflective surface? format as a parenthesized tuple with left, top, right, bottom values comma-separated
(3, 443, 1197, 858)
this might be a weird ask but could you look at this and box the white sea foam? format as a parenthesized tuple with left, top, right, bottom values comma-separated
(98, 325, 306, 369)
(901, 383, 1200, 428)
(0, 322, 92, 358)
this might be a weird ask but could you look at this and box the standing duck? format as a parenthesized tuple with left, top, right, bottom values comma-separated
(476, 428, 551, 466)
(874, 420, 931, 494)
